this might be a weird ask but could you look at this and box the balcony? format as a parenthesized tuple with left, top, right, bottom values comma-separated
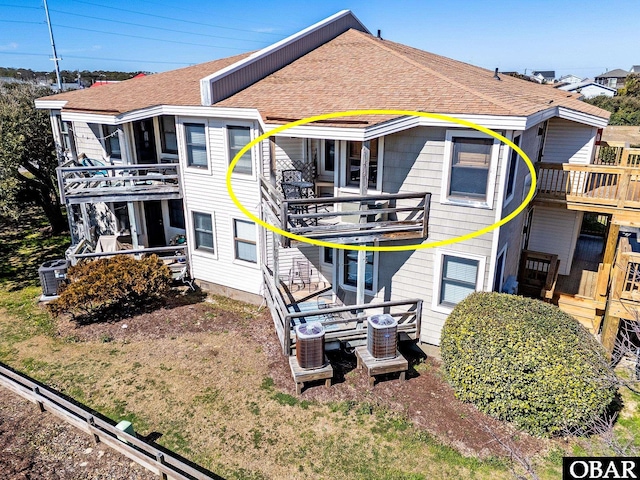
(57, 162, 182, 205)
(260, 177, 431, 246)
(261, 264, 422, 355)
(535, 148, 640, 215)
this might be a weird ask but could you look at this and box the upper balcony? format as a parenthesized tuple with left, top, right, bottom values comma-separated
(534, 147, 640, 215)
(57, 161, 182, 205)
(259, 177, 431, 246)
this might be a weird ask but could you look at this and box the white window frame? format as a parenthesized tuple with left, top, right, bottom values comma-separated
(493, 244, 508, 293)
(225, 122, 256, 180)
(101, 124, 122, 162)
(440, 130, 500, 209)
(320, 246, 334, 268)
(432, 249, 486, 314)
(503, 134, 521, 208)
(180, 120, 211, 175)
(339, 137, 384, 193)
(231, 218, 259, 268)
(190, 210, 217, 258)
(156, 115, 179, 159)
(338, 248, 379, 295)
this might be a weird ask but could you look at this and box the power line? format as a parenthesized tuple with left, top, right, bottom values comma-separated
(72, 0, 284, 37)
(0, 50, 194, 66)
(48, 8, 271, 45)
(51, 22, 250, 51)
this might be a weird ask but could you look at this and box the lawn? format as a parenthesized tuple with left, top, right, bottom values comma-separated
(0, 208, 638, 480)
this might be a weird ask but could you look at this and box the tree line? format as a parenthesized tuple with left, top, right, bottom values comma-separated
(0, 67, 147, 87)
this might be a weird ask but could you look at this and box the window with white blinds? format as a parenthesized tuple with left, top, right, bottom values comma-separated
(228, 126, 252, 175)
(440, 255, 479, 306)
(185, 123, 207, 168)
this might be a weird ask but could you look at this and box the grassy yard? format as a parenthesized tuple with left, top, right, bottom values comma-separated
(1, 209, 638, 480)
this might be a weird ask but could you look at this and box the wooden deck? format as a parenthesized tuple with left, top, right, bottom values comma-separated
(555, 235, 603, 298)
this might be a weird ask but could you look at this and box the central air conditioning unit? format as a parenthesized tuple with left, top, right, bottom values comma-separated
(367, 314, 398, 360)
(295, 322, 325, 369)
(38, 259, 69, 297)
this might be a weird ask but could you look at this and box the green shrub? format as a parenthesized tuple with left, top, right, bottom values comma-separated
(48, 255, 171, 321)
(440, 292, 616, 437)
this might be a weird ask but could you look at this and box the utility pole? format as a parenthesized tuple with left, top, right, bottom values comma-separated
(43, 0, 62, 91)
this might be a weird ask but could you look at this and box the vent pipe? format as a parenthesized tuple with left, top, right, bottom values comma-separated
(377, 29, 382, 39)
(493, 68, 501, 81)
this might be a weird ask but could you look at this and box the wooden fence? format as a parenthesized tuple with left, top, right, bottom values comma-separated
(0, 362, 223, 480)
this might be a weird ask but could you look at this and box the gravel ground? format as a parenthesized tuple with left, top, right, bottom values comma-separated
(0, 387, 156, 480)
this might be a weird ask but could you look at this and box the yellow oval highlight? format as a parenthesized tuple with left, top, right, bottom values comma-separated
(226, 110, 536, 252)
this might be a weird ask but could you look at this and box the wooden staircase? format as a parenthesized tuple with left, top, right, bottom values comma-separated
(556, 293, 604, 334)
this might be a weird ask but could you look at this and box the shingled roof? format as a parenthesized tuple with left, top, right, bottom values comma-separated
(42, 29, 609, 124)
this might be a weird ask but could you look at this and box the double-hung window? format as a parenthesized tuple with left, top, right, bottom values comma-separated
(185, 123, 207, 168)
(434, 251, 485, 313)
(193, 212, 214, 253)
(233, 219, 257, 263)
(440, 255, 479, 306)
(346, 138, 379, 188)
(443, 131, 498, 207)
(160, 116, 178, 155)
(228, 126, 252, 175)
(102, 125, 121, 160)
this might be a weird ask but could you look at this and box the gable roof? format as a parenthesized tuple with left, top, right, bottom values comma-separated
(596, 69, 629, 78)
(558, 80, 616, 93)
(39, 22, 609, 125)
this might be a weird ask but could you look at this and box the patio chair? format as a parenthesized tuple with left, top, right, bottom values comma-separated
(282, 183, 309, 226)
(282, 169, 303, 184)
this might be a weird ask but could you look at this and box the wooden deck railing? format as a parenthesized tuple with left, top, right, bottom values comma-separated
(517, 250, 560, 301)
(260, 177, 431, 246)
(262, 265, 422, 355)
(57, 163, 182, 204)
(612, 237, 640, 304)
(536, 161, 640, 211)
(594, 145, 640, 167)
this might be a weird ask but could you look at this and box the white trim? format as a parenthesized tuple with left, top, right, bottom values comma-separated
(432, 249, 486, 315)
(35, 99, 67, 110)
(320, 246, 334, 269)
(199, 10, 369, 105)
(224, 120, 258, 180)
(154, 115, 180, 161)
(493, 244, 508, 292)
(338, 247, 379, 296)
(487, 130, 513, 292)
(557, 107, 609, 128)
(190, 210, 217, 259)
(440, 129, 500, 209)
(230, 217, 260, 269)
(179, 118, 211, 175)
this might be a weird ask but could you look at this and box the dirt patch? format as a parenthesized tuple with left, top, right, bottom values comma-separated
(52, 296, 546, 460)
(0, 387, 154, 480)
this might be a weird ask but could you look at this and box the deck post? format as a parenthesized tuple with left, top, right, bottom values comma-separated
(356, 141, 370, 308)
(127, 202, 141, 255)
(601, 308, 620, 357)
(603, 220, 620, 266)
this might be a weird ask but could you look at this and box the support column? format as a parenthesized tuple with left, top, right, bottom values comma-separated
(356, 141, 370, 308)
(601, 308, 621, 358)
(80, 203, 91, 242)
(127, 202, 140, 252)
(603, 219, 620, 266)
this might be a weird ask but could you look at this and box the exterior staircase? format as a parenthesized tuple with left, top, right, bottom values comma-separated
(556, 293, 604, 334)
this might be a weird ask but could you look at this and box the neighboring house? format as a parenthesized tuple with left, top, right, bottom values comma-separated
(37, 11, 637, 355)
(595, 69, 629, 90)
(557, 80, 616, 99)
(630, 65, 640, 74)
(531, 70, 556, 83)
(557, 74, 584, 85)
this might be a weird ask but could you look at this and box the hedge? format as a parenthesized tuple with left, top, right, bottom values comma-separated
(48, 255, 172, 321)
(440, 292, 616, 437)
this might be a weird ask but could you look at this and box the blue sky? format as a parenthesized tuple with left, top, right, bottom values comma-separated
(0, 0, 638, 79)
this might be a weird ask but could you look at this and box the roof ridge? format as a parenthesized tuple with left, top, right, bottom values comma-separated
(355, 31, 519, 115)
